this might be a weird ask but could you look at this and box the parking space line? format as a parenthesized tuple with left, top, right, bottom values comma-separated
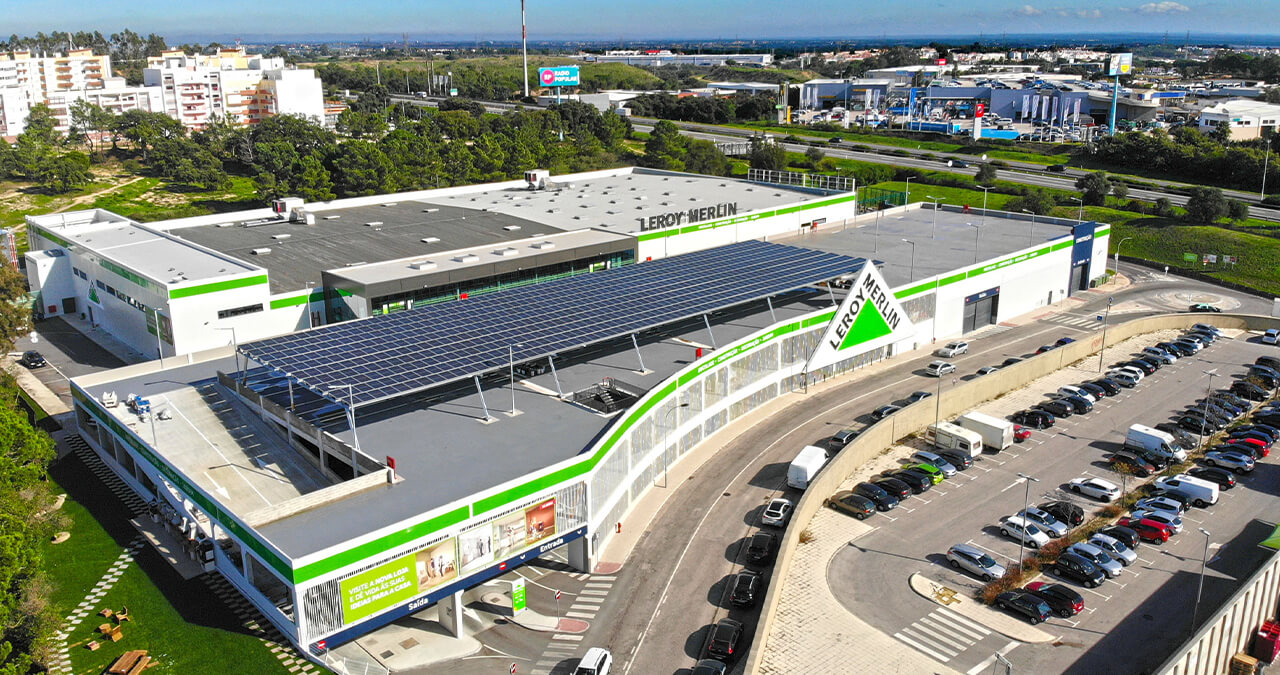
(1076, 585, 1113, 601)
(880, 513, 898, 521)
(966, 539, 1018, 563)
(912, 495, 933, 504)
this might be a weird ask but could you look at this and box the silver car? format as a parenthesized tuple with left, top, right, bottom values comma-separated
(911, 451, 957, 477)
(1089, 533, 1137, 566)
(1142, 347, 1177, 364)
(1018, 507, 1068, 538)
(1134, 496, 1185, 516)
(947, 543, 1007, 581)
(1130, 509, 1184, 534)
(761, 498, 793, 527)
(1069, 542, 1124, 578)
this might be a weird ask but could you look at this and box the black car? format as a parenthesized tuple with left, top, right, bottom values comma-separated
(1035, 399, 1074, 418)
(1176, 414, 1219, 433)
(871, 404, 902, 421)
(1183, 408, 1229, 428)
(854, 482, 900, 511)
(1036, 344, 1058, 355)
(1257, 355, 1280, 371)
(1234, 424, 1280, 441)
(1123, 359, 1157, 375)
(1230, 431, 1273, 448)
(1057, 395, 1093, 414)
(1040, 500, 1085, 527)
(883, 468, 932, 494)
(1011, 409, 1056, 428)
(18, 351, 45, 368)
(729, 570, 761, 607)
(1050, 552, 1105, 588)
(1108, 452, 1155, 477)
(1249, 373, 1280, 390)
(1201, 400, 1242, 419)
(1091, 378, 1122, 396)
(872, 477, 912, 500)
(706, 618, 744, 661)
(1254, 413, 1280, 429)
(994, 590, 1052, 625)
(1130, 447, 1170, 470)
(691, 660, 728, 675)
(1214, 442, 1264, 460)
(745, 532, 776, 564)
(1154, 423, 1197, 449)
(1214, 391, 1250, 409)
(1157, 341, 1194, 357)
(938, 450, 973, 470)
(1024, 582, 1084, 618)
(825, 491, 876, 519)
(1048, 164, 1067, 172)
(1001, 357, 1025, 367)
(1187, 329, 1218, 343)
(1134, 356, 1163, 371)
(1056, 337, 1077, 347)
(1189, 303, 1222, 313)
(1232, 381, 1271, 401)
(828, 429, 861, 451)
(1078, 382, 1108, 399)
(905, 390, 934, 404)
(1187, 466, 1238, 490)
(1147, 487, 1192, 510)
(1098, 525, 1141, 550)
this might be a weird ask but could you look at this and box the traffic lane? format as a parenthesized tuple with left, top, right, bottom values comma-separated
(828, 335, 1225, 645)
(17, 316, 127, 377)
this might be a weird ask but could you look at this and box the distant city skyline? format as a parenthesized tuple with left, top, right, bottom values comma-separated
(4, 1, 1278, 43)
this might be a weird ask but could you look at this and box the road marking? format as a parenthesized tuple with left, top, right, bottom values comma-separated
(966, 539, 1017, 563)
(584, 581, 612, 589)
(566, 611, 594, 619)
(923, 613, 986, 642)
(1076, 585, 1112, 601)
(936, 607, 992, 636)
(912, 495, 932, 504)
(916, 618, 973, 651)
(552, 634, 583, 642)
(894, 631, 954, 662)
(1000, 477, 1026, 493)
(933, 489, 949, 496)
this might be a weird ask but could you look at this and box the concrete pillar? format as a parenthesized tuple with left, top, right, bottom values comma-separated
(242, 551, 254, 584)
(439, 590, 466, 639)
(567, 535, 593, 575)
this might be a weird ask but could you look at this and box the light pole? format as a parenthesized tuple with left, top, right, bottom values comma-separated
(520, 0, 529, 99)
(976, 185, 992, 227)
(659, 401, 690, 488)
(1069, 196, 1084, 223)
(509, 342, 524, 415)
(149, 307, 165, 367)
(901, 238, 917, 281)
(934, 376, 956, 436)
(206, 323, 238, 373)
(1096, 296, 1114, 373)
(305, 281, 316, 330)
(903, 175, 913, 205)
(1197, 370, 1218, 449)
(1021, 209, 1037, 246)
(1191, 527, 1212, 637)
(928, 196, 944, 238)
(1114, 236, 1133, 275)
(1016, 472, 1041, 575)
(967, 222, 980, 264)
(1263, 137, 1272, 200)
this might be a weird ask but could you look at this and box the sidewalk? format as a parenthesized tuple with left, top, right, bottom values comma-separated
(4, 358, 70, 416)
(58, 313, 152, 366)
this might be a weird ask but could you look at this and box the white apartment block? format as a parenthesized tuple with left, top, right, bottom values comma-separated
(144, 48, 324, 129)
(0, 48, 113, 137)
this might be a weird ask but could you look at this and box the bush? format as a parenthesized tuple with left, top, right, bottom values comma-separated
(798, 529, 815, 544)
(980, 573, 1021, 605)
(1036, 538, 1070, 561)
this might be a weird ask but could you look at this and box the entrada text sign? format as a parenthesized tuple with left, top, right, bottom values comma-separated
(637, 202, 738, 232)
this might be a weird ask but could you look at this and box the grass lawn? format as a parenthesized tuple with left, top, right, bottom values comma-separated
(42, 454, 312, 674)
(1105, 216, 1280, 296)
(88, 175, 262, 222)
(723, 121, 1072, 164)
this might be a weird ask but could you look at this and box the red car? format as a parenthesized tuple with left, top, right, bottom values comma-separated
(1117, 517, 1172, 544)
(1231, 437, 1269, 456)
(1014, 425, 1032, 443)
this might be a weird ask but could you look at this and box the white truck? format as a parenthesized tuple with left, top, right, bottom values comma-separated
(956, 411, 1016, 451)
(787, 445, 830, 490)
(925, 422, 984, 458)
(1125, 424, 1187, 462)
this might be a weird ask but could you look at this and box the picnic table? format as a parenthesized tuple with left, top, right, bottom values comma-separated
(107, 649, 151, 674)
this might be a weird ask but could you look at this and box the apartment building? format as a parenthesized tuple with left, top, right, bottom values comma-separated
(143, 48, 324, 129)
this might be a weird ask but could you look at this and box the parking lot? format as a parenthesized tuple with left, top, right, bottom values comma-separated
(825, 327, 1280, 673)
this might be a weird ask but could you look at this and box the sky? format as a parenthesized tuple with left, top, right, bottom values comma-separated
(5, 0, 1277, 41)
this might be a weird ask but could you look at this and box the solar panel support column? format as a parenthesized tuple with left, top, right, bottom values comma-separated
(826, 284, 838, 307)
(703, 314, 717, 350)
(474, 376, 493, 421)
(631, 334, 647, 373)
(766, 296, 777, 323)
(547, 355, 565, 398)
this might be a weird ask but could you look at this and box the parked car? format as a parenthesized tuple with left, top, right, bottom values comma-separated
(1011, 409, 1056, 428)
(1068, 542, 1124, 578)
(1237, 423, 1280, 438)
(828, 429, 861, 450)
(1098, 525, 1141, 550)
(905, 390, 934, 404)
(994, 590, 1052, 624)
(761, 498, 793, 527)
(1134, 496, 1186, 516)
(883, 468, 933, 493)
(1203, 449, 1255, 473)
(1055, 337, 1077, 346)
(872, 477, 912, 499)
(1232, 381, 1271, 401)
(1123, 359, 1157, 375)
(1013, 425, 1032, 442)
(1001, 357, 1025, 367)
(1231, 431, 1275, 448)
(999, 516, 1051, 549)
(1049, 551, 1106, 588)
(745, 532, 777, 563)
(911, 451, 957, 476)
(1036, 344, 1058, 355)
(1077, 382, 1109, 400)
(1263, 329, 1280, 345)
(926, 360, 956, 376)
(976, 366, 1001, 376)
(1108, 451, 1156, 477)
(854, 482, 900, 511)
(1128, 509, 1184, 534)
(691, 660, 728, 675)
(18, 351, 45, 368)
(1024, 582, 1084, 618)
(1115, 517, 1172, 544)
(1069, 477, 1121, 501)
(729, 570, 761, 607)
(705, 618, 744, 661)
(1058, 385, 1097, 403)
(937, 341, 969, 357)
(1157, 341, 1194, 357)
(824, 491, 876, 520)
(1088, 533, 1137, 566)
(871, 404, 901, 421)
(1057, 395, 1094, 414)
(1154, 423, 1198, 449)
(1091, 378, 1122, 396)
(1040, 501, 1084, 527)
(947, 543, 1007, 581)
(1035, 399, 1075, 418)
(1187, 466, 1238, 490)
(1256, 355, 1280, 370)
(1142, 346, 1177, 364)
(1107, 370, 1140, 388)
(1018, 507, 1068, 537)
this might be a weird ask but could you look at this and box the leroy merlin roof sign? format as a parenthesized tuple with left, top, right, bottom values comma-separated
(805, 264, 915, 372)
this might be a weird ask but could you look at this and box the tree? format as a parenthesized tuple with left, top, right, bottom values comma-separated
(336, 110, 388, 140)
(1111, 181, 1128, 200)
(1154, 197, 1175, 217)
(1228, 199, 1250, 222)
(292, 155, 336, 201)
(975, 163, 997, 184)
(112, 110, 184, 160)
(1075, 171, 1113, 206)
(1185, 186, 1229, 223)
(748, 135, 786, 172)
(0, 265, 32, 352)
(35, 151, 92, 193)
(331, 141, 393, 196)
(1005, 188, 1055, 215)
(804, 145, 825, 168)
(640, 120, 687, 170)
(67, 100, 113, 157)
(683, 139, 730, 176)
(1208, 122, 1232, 145)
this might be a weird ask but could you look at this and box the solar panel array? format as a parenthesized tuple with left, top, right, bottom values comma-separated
(239, 240, 866, 407)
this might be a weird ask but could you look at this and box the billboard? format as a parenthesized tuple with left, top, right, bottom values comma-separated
(340, 554, 417, 624)
(1107, 53, 1133, 77)
(538, 66, 580, 88)
(460, 497, 557, 575)
(804, 264, 914, 373)
(414, 537, 458, 594)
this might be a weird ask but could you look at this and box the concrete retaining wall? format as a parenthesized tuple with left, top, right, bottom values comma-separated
(746, 312, 1280, 674)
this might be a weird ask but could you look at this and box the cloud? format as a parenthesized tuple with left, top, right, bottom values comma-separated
(1017, 4, 1044, 15)
(1076, 8, 1102, 17)
(1138, 1, 1190, 13)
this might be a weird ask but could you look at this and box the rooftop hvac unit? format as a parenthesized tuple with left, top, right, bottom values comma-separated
(493, 248, 519, 257)
(271, 197, 304, 215)
(408, 260, 437, 271)
(452, 254, 480, 264)
(251, 248, 272, 255)
(524, 169, 551, 190)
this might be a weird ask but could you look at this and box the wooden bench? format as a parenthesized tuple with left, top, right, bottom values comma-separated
(107, 650, 146, 674)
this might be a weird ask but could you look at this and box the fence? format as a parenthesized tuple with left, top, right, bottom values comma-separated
(747, 168, 853, 193)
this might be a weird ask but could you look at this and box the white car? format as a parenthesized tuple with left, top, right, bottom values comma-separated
(1111, 365, 1145, 382)
(926, 360, 956, 376)
(761, 498, 793, 527)
(1130, 509, 1184, 534)
(1134, 496, 1185, 516)
(1089, 533, 1137, 566)
(1069, 477, 1121, 501)
(1058, 385, 1096, 403)
(1264, 330, 1280, 345)
(1141, 347, 1177, 364)
(937, 341, 969, 358)
(999, 516, 1051, 549)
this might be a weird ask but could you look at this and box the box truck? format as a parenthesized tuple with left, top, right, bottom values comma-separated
(787, 445, 830, 490)
(956, 411, 1016, 451)
(925, 422, 984, 458)
(1125, 424, 1187, 462)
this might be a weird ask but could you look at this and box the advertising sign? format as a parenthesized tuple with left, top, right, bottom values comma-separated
(1107, 53, 1133, 77)
(525, 498, 557, 545)
(458, 523, 497, 575)
(1183, 252, 1198, 262)
(340, 554, 417, 624)
(805, 264, 915, 373)
(414, 537, 458, 594)
(974, 103, 985, 118)
(512, 578, 527, 614)
(538, 66, 580, 88)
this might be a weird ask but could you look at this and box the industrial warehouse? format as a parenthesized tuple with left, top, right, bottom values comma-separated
(58, 167, 1110, 663)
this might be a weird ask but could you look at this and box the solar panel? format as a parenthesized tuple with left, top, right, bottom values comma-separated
(239, 240, 866, 407)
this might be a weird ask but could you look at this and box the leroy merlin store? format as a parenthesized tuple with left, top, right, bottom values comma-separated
(68, 198, 1108, 660)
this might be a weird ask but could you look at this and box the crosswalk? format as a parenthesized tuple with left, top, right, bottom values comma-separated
(530, 574, 615, 675)
(1041, 313, 1105, 328)
(893, 606, 993, 663)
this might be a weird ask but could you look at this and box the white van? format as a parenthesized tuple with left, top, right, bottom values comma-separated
(787, 445, 830, 490)
(574, 648, 613, 675)
(999, 516, 1051, 549)
(1125, 424, 1187, 462)
(926, 422, 984, 458)
(1154, 474, 1219, 508)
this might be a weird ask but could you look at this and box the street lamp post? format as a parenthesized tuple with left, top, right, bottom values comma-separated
(928, 196, 944, 238)
(1191, 527, 1212, 637)
(509, 343, 524, 415)
(1016, 472, 1041, 574)
(934, 376, 956, 437)
(1021, 209, 1037, 246)
(903, 176, 913, 205)
(1114, 236, 1133, 275)
(1197, 370, 1218, 449)
(149, 307, 165, 368)
(976, 185, 992, 227)
(1069, 196, 1084, 223)
(1262, 137, 1272, 200)
(967, 222, 980, 264)
(1097, 296, 1114, 373)
(901, 238, 917, 281)
(207, 323, 239, 373)
(659, 401, 690, 488)
(305, 281, 316, 330)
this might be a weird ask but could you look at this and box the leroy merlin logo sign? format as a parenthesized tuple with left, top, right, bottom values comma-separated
(806, 264, 914, 372)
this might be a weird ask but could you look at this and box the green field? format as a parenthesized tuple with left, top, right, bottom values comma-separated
(1107, 218, 1280, 296)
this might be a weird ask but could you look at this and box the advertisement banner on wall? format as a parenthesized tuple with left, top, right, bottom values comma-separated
(340, 554, 417, 624)
(804, 264, 915, 373)
(458, 523, 497, 575)
(414, 537, 458, 594)
(525, 498, 557, 545)
(538, 66, 580, 87)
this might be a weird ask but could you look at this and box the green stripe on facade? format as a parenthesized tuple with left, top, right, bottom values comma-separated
(170, 275, 270, 299)
(636, 193, 858, 242)
(894, 281, 936, 299)
(1051, 240, 1073, 252)
(1094, 227, 1111, 238)
(32, 226, 73, 250)
(270, 290, 325, 310)
(293, 506, 470, 583)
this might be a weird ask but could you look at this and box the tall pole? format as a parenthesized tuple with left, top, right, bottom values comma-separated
(902, 239, 916, 281)
(1197, 370, 1217, 449)
(509, 343, 523, 414)
(1263, 138, 1272, 200)
(1070, 196, 1084, 223)
(1109, 73, 1119, 136)
(151, 307, 165, 367)
(305, 281, 315, 330)
(929, 196, 943, 238)
(978, 186, 991, 227)
(1115, 236, 1133, 275)
(660, 402, 688, 488)
(1022, 209, 1036, 246)
(1097, 296, 1113, 373)
(521, 0, 530, 99)
(1016, 473, 1040, 575)
(1191, 528, 1211, 637)
(969, 223, 980, 264)
(903, 176, 913, 205)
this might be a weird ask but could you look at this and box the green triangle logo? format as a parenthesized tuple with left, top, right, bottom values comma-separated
(838, 298, 893, 351)
(88, 287, 100, 304)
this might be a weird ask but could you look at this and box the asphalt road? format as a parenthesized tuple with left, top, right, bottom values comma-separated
(831, 331, 1280, 674)
(12, 316, 128, 406)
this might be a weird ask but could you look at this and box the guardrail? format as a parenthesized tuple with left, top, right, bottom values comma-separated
(746, 312, 1280, 674)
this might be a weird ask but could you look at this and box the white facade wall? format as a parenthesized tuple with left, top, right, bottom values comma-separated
(635, 195, 859, 261)
(262, 69, 325, 124)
